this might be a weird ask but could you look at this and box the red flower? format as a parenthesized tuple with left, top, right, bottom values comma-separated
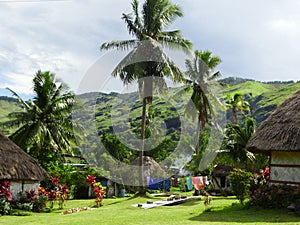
(259, 169, 264, 175)
(51, 176, 60, 186)
(48, 190, 57, 201)
(85, 175, 96, 186)
(264, 167, 270, 175)
(0, 180, 12, 201)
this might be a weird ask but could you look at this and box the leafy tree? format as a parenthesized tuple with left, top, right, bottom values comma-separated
(100, 0, 191, 194)
(184, 50, 223, 155)
(4, 70, 76, 167)
(100, 133, 132, 163)
(225, 92, 250, 124)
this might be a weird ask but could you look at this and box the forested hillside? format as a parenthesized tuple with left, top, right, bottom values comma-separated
(1, 78, 299, 166)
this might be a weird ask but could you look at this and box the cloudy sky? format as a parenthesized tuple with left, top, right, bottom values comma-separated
(0, 0, 300, 97)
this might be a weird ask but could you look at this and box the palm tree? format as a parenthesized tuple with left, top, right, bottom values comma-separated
(223, 117, 256, 166)
(4, 70, 76, 167)
(101, 0, 192, 194)
(225, 92, 250, 124)
(184, 50, 224, 155)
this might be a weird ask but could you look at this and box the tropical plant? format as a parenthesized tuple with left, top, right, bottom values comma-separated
(0, 180, 12, 215)
(225, 92, 250, 124)
(86, 175, 105, 207)
(222, 117, 256, 167)
(184, 50, 224, 155)
(100, 0, 192, 194)
(228, 168, 253, 204)
(4, 70, 77, 167)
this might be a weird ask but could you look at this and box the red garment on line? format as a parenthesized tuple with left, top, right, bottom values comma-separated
(192, 176, 206, 190)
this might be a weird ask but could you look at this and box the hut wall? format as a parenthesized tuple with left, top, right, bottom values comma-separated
(10, 181, 40, 199)
(211, 177, 230, 191)
(270, 152, 300, 184)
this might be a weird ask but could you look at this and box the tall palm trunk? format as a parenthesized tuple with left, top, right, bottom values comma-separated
(232, 107, 238, 124)
(139, 97, 147, 194)
(194, 119, 201, 155)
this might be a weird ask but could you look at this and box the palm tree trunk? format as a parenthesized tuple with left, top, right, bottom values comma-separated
(194, 119, 201, 155)
(232, 108, 238, 124)
(139, 97, 147, 194)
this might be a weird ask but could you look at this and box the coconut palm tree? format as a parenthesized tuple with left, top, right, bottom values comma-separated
(225, 92, 250, 124)
(4, 70, 76, 167)
(184, 50, 224, 155)
(101, 0, 192, 194)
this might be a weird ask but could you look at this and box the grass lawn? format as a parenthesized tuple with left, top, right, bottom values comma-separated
(0, 195, 299, 225)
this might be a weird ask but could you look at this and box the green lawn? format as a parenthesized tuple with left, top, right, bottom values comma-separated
(0, 196, 299, 225)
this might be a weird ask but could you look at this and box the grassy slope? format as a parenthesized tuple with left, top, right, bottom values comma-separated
(223, 81, 300, 124)
(223, 81, 275, 97)
(0, 196, 299, 225)
(0, 100, 21, 122)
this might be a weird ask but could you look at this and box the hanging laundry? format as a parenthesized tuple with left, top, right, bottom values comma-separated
(192, 176, 207, 191)
(186, 176, 194, 191)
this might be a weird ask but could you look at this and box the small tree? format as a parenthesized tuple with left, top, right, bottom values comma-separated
(228, 168, 253, 204)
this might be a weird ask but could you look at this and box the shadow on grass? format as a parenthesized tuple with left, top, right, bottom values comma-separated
(127, 192, 157, 200)
(189, 203, 300, 223)
(180, 199, 202, 207)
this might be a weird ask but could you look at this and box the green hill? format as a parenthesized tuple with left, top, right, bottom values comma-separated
(1, 78, 300, 136)
(222, 80, 300, 124)
(1, 78, 299, 168)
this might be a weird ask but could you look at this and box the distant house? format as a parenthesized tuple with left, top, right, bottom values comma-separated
(247, 90, 300, 185)
(0, 132, 49, 198)
(211, 164, 233, 192)
(62, 153, 89, 170)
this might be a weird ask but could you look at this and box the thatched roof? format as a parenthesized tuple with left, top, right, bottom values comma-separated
(247, 90, 300, 153)
(130, 156, 168, 178)
(212, 164, 233, 177)
(0, 132, 49, 181)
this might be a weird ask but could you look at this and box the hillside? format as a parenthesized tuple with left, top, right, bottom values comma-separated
(222, 80, 300, 124)
(1, 78, 300, 138)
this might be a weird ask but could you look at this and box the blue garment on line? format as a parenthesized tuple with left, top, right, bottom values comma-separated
(148, 177, 170, 192)
(186, 177, 193, 191)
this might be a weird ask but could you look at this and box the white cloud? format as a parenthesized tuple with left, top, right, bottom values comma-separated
(1, 0, 300, 96)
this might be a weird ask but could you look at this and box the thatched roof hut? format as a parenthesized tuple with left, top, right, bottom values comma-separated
(0, 132, 49, 181)
(130, 156, 168, 178)
(247, 90, 300, 185)
(212, 164, 233, 177)
(117, 156, 168, 187)
(247, 90, 300, 153)
(211, 164, 233, 192)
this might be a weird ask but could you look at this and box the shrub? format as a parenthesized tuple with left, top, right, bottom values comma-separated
(0, 180, 12, 215)
(86, 175, 105, 207)
(228, 168, 253, 204)
(0, 199, 11, 215)
(250, 185, 300, 208)
(45, 162, 98, 199)
(33, 194, 48, 212)
(14, 189, 48, 212)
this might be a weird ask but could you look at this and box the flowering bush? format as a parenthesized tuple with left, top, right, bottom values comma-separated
(250, 185, 300, 208)
(0, 180, 12, 215)
(46, 174, 70, 209)
(253, 167, 270, 188)
(15, 189, 48, 212)
(248, 167, 300, 209)
(38, 174, 70, 210)
(0, 180, 12, 201)
(85, 175, 105, 207)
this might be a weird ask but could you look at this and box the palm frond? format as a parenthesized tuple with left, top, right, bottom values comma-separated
(6, 87, 30, 110)
(100, 40, 137, 51)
